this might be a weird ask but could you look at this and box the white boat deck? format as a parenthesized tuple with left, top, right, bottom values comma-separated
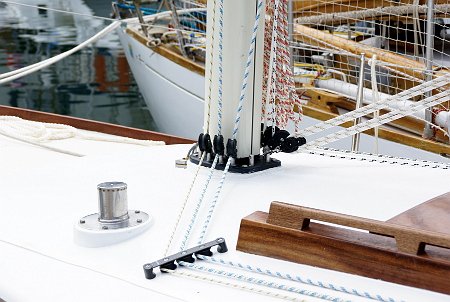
(1, 129, 450, 302)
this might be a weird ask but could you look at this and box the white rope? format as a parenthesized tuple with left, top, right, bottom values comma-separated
(176, 0, 265, 251)
(203, 0, 217, 133)
(179, 154, 219, 250)
(368, 55, 380, 154)
(306, 147, 450, 170)
(0, 127, 84, 157)
(0, 21, 120, 84)
(301, 89, 450, 149)
(195, 0, 265, 246)
(0, 116, 163, 156)
(0, 7, 206, 84)
(163, 151, 206, 256)
(175, 0, 224, 250)
(0, 3, 208, 85)
(298, 75, 450, 138)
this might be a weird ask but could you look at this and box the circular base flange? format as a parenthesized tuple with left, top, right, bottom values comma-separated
(74, 210, 152, 247)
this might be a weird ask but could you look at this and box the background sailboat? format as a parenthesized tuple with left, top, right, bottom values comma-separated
(114, 0, 450, 161)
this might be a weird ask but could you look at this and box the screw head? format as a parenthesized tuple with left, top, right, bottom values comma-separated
(102, 225, 109, 230)
(135, 210, 141, 214)
(137, 219, 142, 223)
(79, 219, 85, 224)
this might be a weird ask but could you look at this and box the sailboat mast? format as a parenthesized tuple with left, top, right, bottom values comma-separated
(423, 0, 435, 139)
(203, 0, 265, 159)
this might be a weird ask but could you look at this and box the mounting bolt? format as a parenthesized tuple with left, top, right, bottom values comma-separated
(102, 225, 109, 230)
(137, 219, 143, 223)
(79, 219, 85, 224)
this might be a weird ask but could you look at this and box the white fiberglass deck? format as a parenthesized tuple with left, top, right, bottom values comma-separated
(1, 130, 449, 302)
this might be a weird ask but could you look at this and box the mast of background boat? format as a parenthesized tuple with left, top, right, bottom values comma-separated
(201, 0, 266, 169)
(164, 0, 187, 57)
(423, 0, 435, 139)
(351, 53, 365, 152)
(132, 0, 148, 37)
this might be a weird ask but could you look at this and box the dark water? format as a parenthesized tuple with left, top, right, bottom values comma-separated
(0, 0, 157, 131)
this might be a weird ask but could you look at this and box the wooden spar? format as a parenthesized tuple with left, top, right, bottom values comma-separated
(292, 0, 450, 15)
(293, 23, 450, 81)
(296, 4, 450, 25)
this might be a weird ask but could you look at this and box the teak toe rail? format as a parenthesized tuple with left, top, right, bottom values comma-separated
(237, 201, 450, 294)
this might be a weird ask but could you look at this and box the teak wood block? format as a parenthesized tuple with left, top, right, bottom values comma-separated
(236, 195, 450, 294)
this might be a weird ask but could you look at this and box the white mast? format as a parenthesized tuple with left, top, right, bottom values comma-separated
(203, 0, 265, 159)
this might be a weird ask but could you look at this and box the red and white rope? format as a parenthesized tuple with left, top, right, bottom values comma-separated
(263, 0, 302, 134)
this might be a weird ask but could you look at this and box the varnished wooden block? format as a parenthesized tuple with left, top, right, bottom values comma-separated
(236, 193, 450, 294)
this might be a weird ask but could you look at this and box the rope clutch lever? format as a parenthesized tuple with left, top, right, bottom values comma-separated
(143, 238, 228, 279)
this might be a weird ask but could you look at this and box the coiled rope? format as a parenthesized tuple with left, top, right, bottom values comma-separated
(0, 116, 163, 156)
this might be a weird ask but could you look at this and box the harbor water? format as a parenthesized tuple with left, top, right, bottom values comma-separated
(0, 0, 158, 131)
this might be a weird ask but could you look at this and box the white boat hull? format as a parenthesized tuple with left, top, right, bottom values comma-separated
(117, 28, 450, 162)
(117, 28, 205, 139)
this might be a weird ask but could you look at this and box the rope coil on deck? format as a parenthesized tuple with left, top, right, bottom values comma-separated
(0, 116, 164, 156)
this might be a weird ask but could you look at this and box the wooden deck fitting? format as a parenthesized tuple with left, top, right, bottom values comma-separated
(237, 192, 450, 294)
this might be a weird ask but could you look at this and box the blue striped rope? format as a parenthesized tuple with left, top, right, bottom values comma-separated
(174, 3, 403, 302)
(179, 261, 352, 302)
(196, 157, 232, 244)
(217, 0, 224, 135)
(194, 0, 264, 245)
(196, 255, 402, 302)
(231, 0, 264, 139)
(179, 154, 219, 251)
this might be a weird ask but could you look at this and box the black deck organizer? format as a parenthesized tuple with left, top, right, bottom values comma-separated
(189, 153, 281, 173)
(143, 238, 228, 279)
